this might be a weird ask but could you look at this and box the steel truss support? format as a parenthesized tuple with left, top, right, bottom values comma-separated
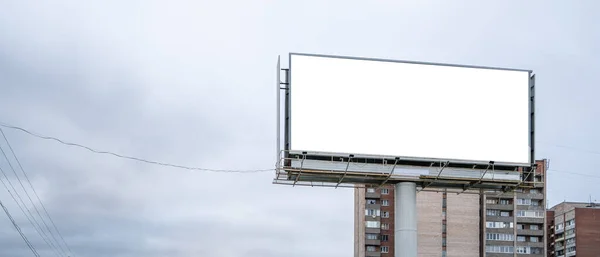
(292, 153, 306, 186)
(378, 157, 399, 189)
(419, 161, 449, 191)
(458, 161, 494, 194)
(335, 155, 354, 188)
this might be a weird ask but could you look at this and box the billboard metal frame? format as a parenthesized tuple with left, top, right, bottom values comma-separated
(275, 53, 537, 191)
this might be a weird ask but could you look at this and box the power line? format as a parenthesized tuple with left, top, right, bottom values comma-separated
(0, 141, 67, 257)
(0, 198, 40, 257)
(0, 122, 273, 173)
(547, 168, 600, 179)
(1, 128, 73, 256)
(537, 140, 600, 156)
(0, 162, 63, 257)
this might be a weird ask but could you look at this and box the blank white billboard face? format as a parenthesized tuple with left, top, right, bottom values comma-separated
(289, 54, 531, 165)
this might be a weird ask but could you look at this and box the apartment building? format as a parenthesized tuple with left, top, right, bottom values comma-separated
(547, 201, 600, 257)
(354, 160, 547, 257)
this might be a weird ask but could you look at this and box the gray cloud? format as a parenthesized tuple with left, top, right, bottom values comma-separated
(1, 0, 599, 256)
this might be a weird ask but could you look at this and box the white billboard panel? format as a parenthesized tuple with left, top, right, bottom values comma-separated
(289, 54, 532, 165)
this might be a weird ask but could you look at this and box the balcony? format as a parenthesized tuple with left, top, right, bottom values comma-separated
(366, 203, 381, 210)
(487, 204, 514, 211)
(517, 216, 544, 224)
(517, 193, 544, 200)
(486, 216, 514, 223)
(366, 215, 381, 222)
(366, 192, 381, 199)
(365, 239, 381, 246)
(517, 229, 544, 236)
(518, 241, 544, 248)
(566, 251, 576, 257)
(366, 228, 381, 234)
(556, 227, 564, 234)
(365, 251, 381, 257)
(516, 205, 545, 211)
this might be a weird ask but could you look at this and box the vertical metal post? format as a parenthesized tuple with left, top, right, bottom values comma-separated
(395, 182, 417, 257)
(276, 56, 281, 164)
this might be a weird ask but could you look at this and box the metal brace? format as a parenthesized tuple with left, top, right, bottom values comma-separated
(420, 161, 450, 191)
(378, 157, 399, 189)
(335, 155, 354, 188)
(458, 161, 494, 194)
(292, 153, 307, 187)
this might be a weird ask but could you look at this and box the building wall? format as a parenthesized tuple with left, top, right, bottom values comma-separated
(574, 208, 600, 256)
(447, 193, 480, 257)
(546, 210, 555, 257)
(354, 187, 366, 257)
(417, 191, 443, 257)
(381, 185, 395, 257)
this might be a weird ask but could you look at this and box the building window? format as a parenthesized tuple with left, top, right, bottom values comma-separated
(516, 224, 524, 230)
(442, 251, 447, 257)
(486, 233, 514, 241)
(566, 229, 575, 236)
(382, 200, 390, 206)
(442, 238, 447, 247)
(517, 198, 532, 205)
(530, 224, 539, 230)
(531, 200, 540, 206)
(381, 246, 389, 253)
(382, 211, 390, 218)
(500, 211, 510, 217)
(530, 189, 539, 194)
(366, 246, 376, 252)
(517, 210, 544, 218)
(485, 246, 514, 253)
(366, 233, 378, 240)
(499, 199, 511, 205)
(517, 236, 526, 242)
(366, 209, 380, 217)
(516, 246, 528, 254)
(487, 209, 500, 216)
(366, 199, 377, 205)
(366, 221, 380, 228)
(486, 222, 513, 228)
(367, 188, 376, 193)
(486, 199, 498, 204)
(381, 223, 389, 230)
(381, 188, 389, 194)
(530, 236, 538, 242)
(381, 235, 389, 242)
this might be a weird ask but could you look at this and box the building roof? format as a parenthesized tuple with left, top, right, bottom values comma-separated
(549, 201, 600, 213)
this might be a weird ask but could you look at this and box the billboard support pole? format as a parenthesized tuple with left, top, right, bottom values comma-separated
(395, 182, 417, 257)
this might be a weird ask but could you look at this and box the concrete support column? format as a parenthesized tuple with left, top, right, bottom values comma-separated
(395, 182, 417, 257)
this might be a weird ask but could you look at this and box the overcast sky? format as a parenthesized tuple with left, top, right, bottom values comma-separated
(0, 1, 599, 256)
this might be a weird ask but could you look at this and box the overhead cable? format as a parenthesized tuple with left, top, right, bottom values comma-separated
(0, 122, 273, 173)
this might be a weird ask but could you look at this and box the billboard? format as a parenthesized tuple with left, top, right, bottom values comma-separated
(286, 53, 533, 167)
